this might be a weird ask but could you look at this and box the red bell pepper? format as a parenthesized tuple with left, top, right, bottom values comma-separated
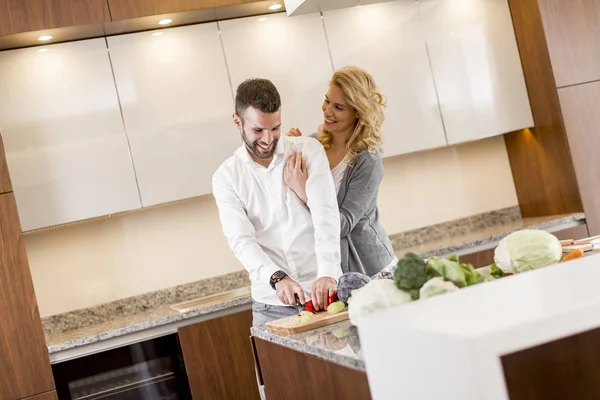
(328, 291, 338, 305)
(305, 300, 314, 313)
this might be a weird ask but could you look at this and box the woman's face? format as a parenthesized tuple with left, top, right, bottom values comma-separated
(322, 84, 357, 135)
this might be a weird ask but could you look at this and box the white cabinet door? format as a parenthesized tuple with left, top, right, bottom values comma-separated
(107, 23, 237, 207)
(323, 1, 447, 157)
(0, 39, 141, 231)
(418, 0, 533, 145)
(219, 13, 334, 136)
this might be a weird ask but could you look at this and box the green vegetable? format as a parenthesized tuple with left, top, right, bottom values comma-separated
(426, 256, 468, 287)
(291, 311, 317, 324)
(393, 252, 429, 291)
(327, 301, 346, 315)
(494, 229, 562, 274)
(489, 263, 505, 278)
(460, 262, 485, 285)
(408, 289, 420, 300)
(426, 256, 484, 288)
(420, 277, 460, 299)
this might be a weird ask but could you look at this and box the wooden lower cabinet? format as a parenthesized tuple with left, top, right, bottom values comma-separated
(252, 337, 371, 400)
(0, 192, 55, 400)
(21, 391, 58, 400)
(178, 309, 260, 400)
(459, 223, 589, 268)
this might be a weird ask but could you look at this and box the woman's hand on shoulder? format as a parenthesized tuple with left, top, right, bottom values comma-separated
(286, 127, 303, 137)
(284, 151, 308, 204)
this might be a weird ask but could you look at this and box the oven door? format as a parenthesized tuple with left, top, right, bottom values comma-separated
(52, 334, 192, 400)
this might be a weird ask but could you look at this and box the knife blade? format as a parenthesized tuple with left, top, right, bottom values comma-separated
(294, 294, 304, 314)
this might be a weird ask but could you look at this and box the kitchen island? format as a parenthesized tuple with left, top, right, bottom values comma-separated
(359, 252, 600, 400)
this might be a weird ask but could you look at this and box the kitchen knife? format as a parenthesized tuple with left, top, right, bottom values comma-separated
(294, 294, 304, 314)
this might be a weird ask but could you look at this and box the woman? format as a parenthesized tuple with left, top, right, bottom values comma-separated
(284, 66, 397, 277)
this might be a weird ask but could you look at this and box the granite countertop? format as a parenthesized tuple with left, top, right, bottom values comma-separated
(43, 207, 585, 361)
(391, 211, 586, 259)
(251, 320, 365, 371)
(44, 271, 252, 355)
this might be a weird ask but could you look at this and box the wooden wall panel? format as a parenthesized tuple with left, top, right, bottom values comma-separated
(178, 310, 260, 400)
(0, 193, 54, 399)
(22, 391, 59, 400)
(504, 0, 583, 218)
(558, 82, 600, 235)
(0, 134, 12, 194)
(253, 337, 371, 400)
(502, 326, 600, 400)
(538, 0, 600, 87)
(0, 0, 110, 36)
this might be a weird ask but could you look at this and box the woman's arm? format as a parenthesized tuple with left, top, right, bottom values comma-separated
(338, 154, 383, 238)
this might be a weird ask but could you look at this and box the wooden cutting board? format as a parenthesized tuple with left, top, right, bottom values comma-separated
(266, 311, 350, 335)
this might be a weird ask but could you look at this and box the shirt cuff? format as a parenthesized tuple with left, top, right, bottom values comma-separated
(316, 263, 343, 282)
(261, 264, 282, 286)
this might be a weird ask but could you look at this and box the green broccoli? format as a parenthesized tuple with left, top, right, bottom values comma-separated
(489, 263, 505, 278)
(394, 252, 429, 291)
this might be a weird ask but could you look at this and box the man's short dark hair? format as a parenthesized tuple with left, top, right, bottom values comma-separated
(235, 78, 281, 122)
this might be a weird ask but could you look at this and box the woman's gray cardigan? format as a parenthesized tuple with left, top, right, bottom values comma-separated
(335, 149, 396, 277)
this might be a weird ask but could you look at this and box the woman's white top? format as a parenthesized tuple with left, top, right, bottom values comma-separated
(331, 154, 351, 194)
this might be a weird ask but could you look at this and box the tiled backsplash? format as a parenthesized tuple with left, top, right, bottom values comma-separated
(26, 135, 518, 317)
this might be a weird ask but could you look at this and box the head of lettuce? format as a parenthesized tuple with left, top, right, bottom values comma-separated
(494, 229, 562, 274)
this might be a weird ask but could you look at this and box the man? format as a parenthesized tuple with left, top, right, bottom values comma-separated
(212, 78, 342, 326)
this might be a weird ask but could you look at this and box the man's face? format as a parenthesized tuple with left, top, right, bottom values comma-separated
(234, 106, 282, 160)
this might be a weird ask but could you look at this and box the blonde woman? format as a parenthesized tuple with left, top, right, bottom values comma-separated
(284, 66, 397, 277)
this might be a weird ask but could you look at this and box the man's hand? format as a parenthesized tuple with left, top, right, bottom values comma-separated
(311, 277, 337, 311)
(275, 276, 306, 306)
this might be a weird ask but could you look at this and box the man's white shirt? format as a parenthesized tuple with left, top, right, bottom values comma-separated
(212, 134, 342, 306)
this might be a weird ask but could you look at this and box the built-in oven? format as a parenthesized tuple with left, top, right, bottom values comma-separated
(51, 334, 192, 400)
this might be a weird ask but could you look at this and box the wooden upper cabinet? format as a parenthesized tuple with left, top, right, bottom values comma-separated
(107, 0, 238, 20)
(558, 81, 600, 235)
(0, 0, 110, 36)
(539, 0, 600, 87)
(0, 193, 55, 399)
(0, 134, 12, 194)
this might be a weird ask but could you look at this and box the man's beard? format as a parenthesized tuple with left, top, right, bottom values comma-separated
(241, 129, 278, 160)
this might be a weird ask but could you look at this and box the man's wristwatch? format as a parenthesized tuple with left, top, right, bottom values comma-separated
(270, 270, 288, 290)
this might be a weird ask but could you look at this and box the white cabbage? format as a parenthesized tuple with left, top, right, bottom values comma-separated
(494, 229, 562, 274)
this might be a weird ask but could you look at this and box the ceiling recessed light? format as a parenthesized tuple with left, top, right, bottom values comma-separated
(37, 48, 49, 53)
(158, 19, 173, 25)
(152, 32, 164, 36)
(38, 35, 53, 41)
(268, 4, 282, 10)
(258, 17, 268, 22)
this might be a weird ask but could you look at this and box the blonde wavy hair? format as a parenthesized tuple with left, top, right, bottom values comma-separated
(317, 66, 386, 164)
